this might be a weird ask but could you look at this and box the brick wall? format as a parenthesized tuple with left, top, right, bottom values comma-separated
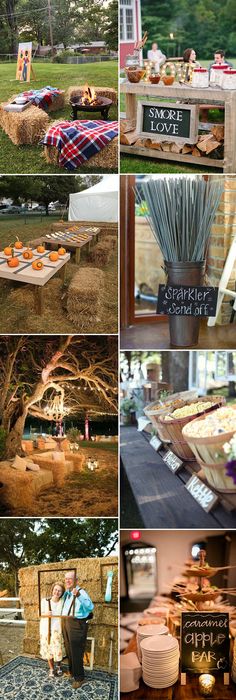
(208, 176, 236, 324)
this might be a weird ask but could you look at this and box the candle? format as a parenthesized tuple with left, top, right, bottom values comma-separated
(199, 674, 215, 696)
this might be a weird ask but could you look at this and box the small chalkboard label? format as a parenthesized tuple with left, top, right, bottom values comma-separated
(163, 449, 183, 472)
(150, 435, 162, 451)
(185, 474, 218, 512)
(137, 101, 198, 144)
(156, 285, 218, 317)
(181, 612, 230, 675)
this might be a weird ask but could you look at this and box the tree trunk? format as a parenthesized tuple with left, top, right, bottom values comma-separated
(162, 351, 189, 393)
(5, 413, 27, 459)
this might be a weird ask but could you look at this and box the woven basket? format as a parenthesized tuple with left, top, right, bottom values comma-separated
(143, 390, 198, 429)
(159, 396, 225, 461)
(182, 406, 236, 492)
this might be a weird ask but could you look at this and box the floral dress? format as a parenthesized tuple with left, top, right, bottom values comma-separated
(40, 598, 65, 662)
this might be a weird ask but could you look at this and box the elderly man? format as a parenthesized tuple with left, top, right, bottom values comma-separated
(147, 42, 166, 72)
(61, 570, 94, 689)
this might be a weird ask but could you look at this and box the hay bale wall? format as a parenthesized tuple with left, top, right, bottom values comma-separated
(0, 104, 49, 145)
(67, 267, 105, 326)
(18, 556, 118, 670)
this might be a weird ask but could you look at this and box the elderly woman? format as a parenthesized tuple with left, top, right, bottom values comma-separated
(40, 581, 65, 678)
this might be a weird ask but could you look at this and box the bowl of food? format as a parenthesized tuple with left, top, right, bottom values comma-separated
(14, 96, 28, 105)
(125, 67, 146, 83)
(162, 75, 175, 86)
(149, 74, 161, 84)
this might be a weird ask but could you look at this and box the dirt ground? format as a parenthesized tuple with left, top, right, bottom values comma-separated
(3, 446, 118, 517)
(0, 625, 24, 665)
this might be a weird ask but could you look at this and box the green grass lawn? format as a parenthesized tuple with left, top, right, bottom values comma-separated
(120, 58, 233, 174)
(0, 61, 118, 174)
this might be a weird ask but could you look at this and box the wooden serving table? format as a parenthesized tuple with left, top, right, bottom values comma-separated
(0, 247, 70, 314)
(120, 81, 236, 172)
(44, 226, 101, 264)
(121, 636, 236, 699)
(120, 426, 236, 529)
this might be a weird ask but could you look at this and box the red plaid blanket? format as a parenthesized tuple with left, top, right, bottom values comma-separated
(22, 86, 62, 111)
(42, 119, 118, 170)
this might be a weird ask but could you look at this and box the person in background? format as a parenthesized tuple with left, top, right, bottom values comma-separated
(182, 48, 201, 81)
(147, 42, 166, 72)
(40, 581, 65, 678)
(61, 570, 94, 690)
(209, 49, 233, 70)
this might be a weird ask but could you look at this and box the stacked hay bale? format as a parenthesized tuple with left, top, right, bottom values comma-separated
(18, 556, 118, 670)
(101, 235, 117, 250)
(67, 86, 117, 105)
(67, 267, 105, 325)
(0, 104, 49, 145)
(46, 91, 65, 112)
(0, 462, 53, 512)
(90, 239, 113, 267)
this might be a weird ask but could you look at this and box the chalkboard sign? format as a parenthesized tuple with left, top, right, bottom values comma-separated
(181, 612, 230, 675)
(137, 101, 198, 144)
(163, 449, 183, 473)
(185, 474, 218, 512)
(156, 285, 218, 317)
(150, 435, 162, 451)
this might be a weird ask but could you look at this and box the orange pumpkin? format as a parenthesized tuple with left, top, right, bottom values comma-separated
(7, 252, 19, 268)
(32, 260, 44, 271)
(49, 252, 59, 262)
(58, 247, 66, 256)
(14, 237, 23, 250)
(4, 246, 13, 256)
(23, 248, 33, 260)
(37, 245, 45, 254)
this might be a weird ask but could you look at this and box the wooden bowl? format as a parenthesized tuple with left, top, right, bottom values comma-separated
(149, 74, 161, 84)
(162, 75, 175, 86)
(125, 68, 146, 83)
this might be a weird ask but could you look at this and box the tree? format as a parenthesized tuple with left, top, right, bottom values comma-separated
(161, 351, 189, 392)
(0, 336, 118, 458)
(103, 0, 118, 52)
(0, 518, 118, 594)
(0, 175, 102, 211)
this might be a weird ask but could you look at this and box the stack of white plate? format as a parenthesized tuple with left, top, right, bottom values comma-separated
(140, 634, 179, 688)
(136, 623, 168, 661)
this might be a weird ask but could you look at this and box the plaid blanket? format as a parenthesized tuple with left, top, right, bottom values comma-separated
(42, 119, 118, 171)
(21, 86, 62, 110)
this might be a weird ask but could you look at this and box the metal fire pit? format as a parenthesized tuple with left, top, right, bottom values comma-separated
(70, 96, 113, 121)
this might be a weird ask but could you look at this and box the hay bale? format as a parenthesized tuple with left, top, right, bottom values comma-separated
(67, 267, 105, 325)
(101, 235, 117, 250)
(90, 242, 112, 267)
(0, 103, 49, 145)
(43, 119, 118, 170)
(0, 462, 53, 512)
(67, 85, 117, 105)
(47, 91, 65, 112)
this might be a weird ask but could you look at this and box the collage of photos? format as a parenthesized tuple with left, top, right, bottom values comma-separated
(0, 0, 236, 699)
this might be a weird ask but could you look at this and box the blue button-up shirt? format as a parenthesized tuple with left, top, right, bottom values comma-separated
(62, 587, 94, 619)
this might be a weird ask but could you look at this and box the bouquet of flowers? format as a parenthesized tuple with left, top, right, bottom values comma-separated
(223, 433, 236, 483)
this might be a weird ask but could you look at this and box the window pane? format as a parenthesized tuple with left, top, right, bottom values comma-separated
(120, 8, 124, 41)
(126, 8, 134, 40)
(135, 177, 165, 316)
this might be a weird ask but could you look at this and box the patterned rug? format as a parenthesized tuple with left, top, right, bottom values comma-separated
(0, 656, 118, 699)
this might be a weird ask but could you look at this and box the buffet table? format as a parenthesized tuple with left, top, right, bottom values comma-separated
(120, 426, 236, 529)
(121, 636, 236, 699)
(120, 82, 236, 172)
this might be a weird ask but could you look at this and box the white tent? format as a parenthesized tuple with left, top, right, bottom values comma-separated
(69, 175, 118, 222)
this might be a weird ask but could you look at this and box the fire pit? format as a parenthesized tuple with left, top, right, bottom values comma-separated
(70, 84, 112, 121)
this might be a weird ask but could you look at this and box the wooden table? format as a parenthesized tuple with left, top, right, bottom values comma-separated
(0, 247, 70, 314)
(120, 81, 236, 172)
(121, 636, 236, 699)
(44, 226, 101, 264)
(120, 427, 236, 529)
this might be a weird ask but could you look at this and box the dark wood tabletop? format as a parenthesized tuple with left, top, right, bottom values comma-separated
(121, 636, 236, 699)
(120, 426, 236, 529)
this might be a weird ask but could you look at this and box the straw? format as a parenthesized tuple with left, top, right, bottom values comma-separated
(135, 176, 223, 262)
